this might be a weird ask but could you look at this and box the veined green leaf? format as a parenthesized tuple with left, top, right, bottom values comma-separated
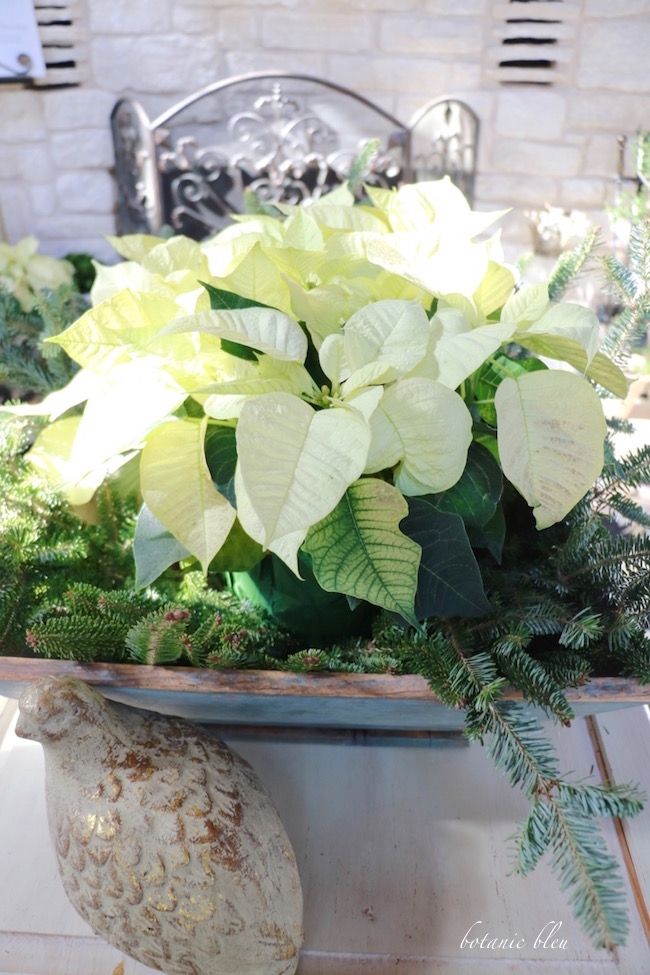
(495, 370, 606, 529)
(234, 393, 371, 573)
(304, 478, 420, 624)
(433, 442, 503, 528)
(343, 299, 431, 378)
(163, 307, 308, 362)
(365, 378, 473, 495)
(134, 503, 190, 589)
(473, 353, 548, 426)
(202, 282, 273, 312)
(467, 503, 506, 563)
(140, 417, 236, 571)
(401, 496, 491, 618)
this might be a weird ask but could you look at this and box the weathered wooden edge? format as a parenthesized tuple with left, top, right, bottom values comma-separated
(0, 657, 648, 703)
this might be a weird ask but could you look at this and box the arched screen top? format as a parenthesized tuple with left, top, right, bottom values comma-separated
(111, 76, 481, 238)
(409, 98, 479, 206)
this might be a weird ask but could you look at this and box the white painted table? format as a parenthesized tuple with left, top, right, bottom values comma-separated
(0, 695, 648, 974)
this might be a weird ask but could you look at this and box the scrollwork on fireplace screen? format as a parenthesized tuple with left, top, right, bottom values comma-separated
(155, 81, 407, 238)
(110, 75, 480, 239)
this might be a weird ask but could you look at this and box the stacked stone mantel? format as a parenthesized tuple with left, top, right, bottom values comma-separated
(0, 0, 648, 262)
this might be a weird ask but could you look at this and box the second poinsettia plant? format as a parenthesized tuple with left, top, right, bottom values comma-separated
(21, 179, 627, 629)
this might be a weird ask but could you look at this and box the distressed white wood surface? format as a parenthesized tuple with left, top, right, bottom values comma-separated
(0, 703, 648, 974)
(593, 706, 650, 935)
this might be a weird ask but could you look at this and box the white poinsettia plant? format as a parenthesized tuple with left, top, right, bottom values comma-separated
(0, 236, 74, 310)
(18, 179, 627, 626)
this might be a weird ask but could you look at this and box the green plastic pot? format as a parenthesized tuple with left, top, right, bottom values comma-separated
(226, 554, 375, 645)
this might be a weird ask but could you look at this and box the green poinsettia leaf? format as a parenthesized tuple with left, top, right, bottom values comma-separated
(432, 442, 503, 528)
(204, 425, 237, 506)
(202, 282, 274, 312)
(467, 503, 506, 564)
(164, 306, 308, 363)
(304, 478, 420, 624)
(209, 519, 264, 573)
(401, 496, 492, 619)
(473, 353, 548, 426)
(202, 283, 270, 359)
(495, 370, 606, 529)
(134, 503, 190, 590)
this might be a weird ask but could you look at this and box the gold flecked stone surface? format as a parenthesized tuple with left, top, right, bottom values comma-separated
(16, 677, 303, 975)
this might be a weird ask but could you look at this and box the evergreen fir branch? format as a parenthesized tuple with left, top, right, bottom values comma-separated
(627, 216, 650, 287)
(538, 652, 592, 689)
(416, 623, 640, 949)
(513, 798, 556, 875)
(620, 634, 650, 683)
(605, 416, 635, 436)
(607, 612, 648, 655)
(548, 228, 599, 301)
(605, 493, 650, 529)
(206, 645, 278, 670)
(549, 800, 629, 950)
(25, 613, 130, 662)
(559, 610, 605, 651)
(125, 609, 190, 665)
(557, 782, 645, 820)
(492, 638, 574, 723)
(602, 255, 638, 303)
(593, 444, 650, 497)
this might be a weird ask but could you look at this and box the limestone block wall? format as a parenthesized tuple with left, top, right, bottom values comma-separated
(0, 0, 648, 261)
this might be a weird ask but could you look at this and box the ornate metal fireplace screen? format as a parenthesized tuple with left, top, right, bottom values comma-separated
(111, 73, 480, 239)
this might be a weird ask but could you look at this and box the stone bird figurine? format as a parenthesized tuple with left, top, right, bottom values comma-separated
(16, 677, 303, 975)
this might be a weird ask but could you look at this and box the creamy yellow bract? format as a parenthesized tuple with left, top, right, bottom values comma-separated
(19, 179, 627, 622)
(0, 236, 74, 311)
